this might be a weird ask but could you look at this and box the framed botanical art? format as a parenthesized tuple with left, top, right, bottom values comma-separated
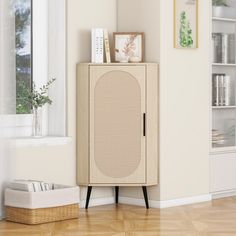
(113, 32, 144, 63)
(174, 0, 198, 49)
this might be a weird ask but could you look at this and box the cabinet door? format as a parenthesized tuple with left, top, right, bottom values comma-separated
(90, 66, 146, 184)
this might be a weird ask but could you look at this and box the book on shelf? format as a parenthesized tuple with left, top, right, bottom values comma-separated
(212, 129, 225, 145)
(91, 28, 104, 63)
(212, 73, 232, 106)
(104, 29, 111, 63)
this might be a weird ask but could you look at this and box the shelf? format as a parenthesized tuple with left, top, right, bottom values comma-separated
(212, 17, 236, 23)
(211, 146, 236, 154)
(212, 63, 236, 67)
(212, 106, 236, 109)
(11, 136, 72, 148)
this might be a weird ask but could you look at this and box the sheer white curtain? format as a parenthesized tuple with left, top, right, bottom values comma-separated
(0, 0, 16, 114)
(0, 0, 16, 217)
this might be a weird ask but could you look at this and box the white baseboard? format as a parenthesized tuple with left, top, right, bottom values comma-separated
(212, 189, 236, 199)
(120, 194, 212, 209)
(80, 197, 115, 209)
(79, 194, 212, 209)
(158, 194, 212, 208)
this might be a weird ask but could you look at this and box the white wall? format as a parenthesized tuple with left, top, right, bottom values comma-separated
(117, 0, 160, 62)
(118, 0, 210, 201)
(0, 140, 12, 218)
(158, 0, 210, 200)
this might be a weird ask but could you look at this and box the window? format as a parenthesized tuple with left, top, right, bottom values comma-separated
(0, 0, 66, 137)
(15, 0, 32, 114)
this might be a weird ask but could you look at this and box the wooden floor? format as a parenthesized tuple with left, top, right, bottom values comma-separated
(1, 197, 236, 235)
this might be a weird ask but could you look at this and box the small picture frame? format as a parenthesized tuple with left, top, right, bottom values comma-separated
(113, 32, 144, 63)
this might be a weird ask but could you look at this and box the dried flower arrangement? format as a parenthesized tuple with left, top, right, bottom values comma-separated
(122, 34, 138, 58)
(113, 32, 144, 62)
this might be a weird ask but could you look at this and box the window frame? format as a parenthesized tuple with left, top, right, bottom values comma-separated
(6, 0, 47, 137)
(3, 0, 67, 138)
(16, 0, 33, 115)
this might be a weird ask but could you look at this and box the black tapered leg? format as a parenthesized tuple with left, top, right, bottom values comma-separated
(85, 186, 92, 209)
(115, 186, 119, 204)
(142, 186, 149, 209)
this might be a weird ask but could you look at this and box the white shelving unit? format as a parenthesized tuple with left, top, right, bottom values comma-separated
(211, 2, 236, 152)
(212, 106, 236, 109)
(211, 1, 236, 198)
(213, 17, 236, 23)
(212, 63, 236, 67)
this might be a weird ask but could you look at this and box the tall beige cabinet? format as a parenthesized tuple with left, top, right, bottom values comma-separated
(77, 63, 158, 208)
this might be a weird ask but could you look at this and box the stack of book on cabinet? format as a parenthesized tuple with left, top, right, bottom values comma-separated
(9, 180, 54, 192)
(91, 28, 111, 63)
(212, 129, 225, 145)
(212, 74, 231, 106)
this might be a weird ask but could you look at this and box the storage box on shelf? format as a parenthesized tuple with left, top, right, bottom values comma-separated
(212, 4, 236, 20)
(5, 185, 79, 225)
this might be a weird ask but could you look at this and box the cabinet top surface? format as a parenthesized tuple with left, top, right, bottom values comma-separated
(77, 62, 159, 66)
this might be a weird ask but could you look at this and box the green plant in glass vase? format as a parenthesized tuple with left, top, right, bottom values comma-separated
(30, 78, 56, 110)
(17, 78, 56, 137)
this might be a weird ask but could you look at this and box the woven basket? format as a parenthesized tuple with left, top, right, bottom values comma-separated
(6, 204, 79, 225)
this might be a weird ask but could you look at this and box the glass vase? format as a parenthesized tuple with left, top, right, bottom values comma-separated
(32, 108, 42, 137)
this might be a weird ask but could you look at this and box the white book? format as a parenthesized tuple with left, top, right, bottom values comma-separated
(223, 75, 231, 106)
(91, 28, 104, 63)
(212, 74, 220, 106)
(219, 75, 225, 106)
(44, 183, 50, 191)
(40, 182, 46, 191)
(32, 182, 42, 192)
(28, 180, 45, 192)
(104, 29, 111, 63)
(10, 180, 34, 192)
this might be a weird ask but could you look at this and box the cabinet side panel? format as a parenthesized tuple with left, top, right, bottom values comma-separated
(76, 64, 89, 185)
(146, 64, 159, 185)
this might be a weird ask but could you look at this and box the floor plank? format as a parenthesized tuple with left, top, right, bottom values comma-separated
(1, 197, 236, 235)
